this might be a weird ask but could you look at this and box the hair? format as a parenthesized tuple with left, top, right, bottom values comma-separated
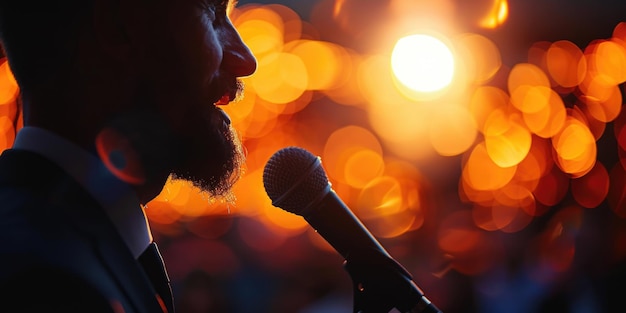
(0, 0, 93, 93)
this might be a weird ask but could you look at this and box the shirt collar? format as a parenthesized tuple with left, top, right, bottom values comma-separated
(13, 126, 152, 259)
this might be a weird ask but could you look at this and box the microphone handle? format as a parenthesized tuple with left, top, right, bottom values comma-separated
(343, 247, 440, 313)
(303, 189, 391, 260)
(304, 190, 441, 313)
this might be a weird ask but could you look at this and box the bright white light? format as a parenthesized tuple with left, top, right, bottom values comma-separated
(391, 34, 455, 93)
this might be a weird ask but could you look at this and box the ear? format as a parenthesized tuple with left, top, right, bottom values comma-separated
(92, 0, 131, 60)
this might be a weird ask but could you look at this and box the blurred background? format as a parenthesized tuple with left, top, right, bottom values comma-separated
(2, 0, 626, 312)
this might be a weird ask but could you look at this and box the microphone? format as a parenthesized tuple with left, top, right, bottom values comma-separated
(262, 146, 441, 313)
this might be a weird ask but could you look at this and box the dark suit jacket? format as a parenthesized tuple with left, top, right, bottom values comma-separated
(0, 148, 167, 313)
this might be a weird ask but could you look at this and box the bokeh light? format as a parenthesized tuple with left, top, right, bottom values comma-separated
(0, 59, 18, 151)
(479, 0, 509, 29)
(391, 34, 455, 93)
(454, 33, 502, 85)
(0, 59, 18, 106)
(546, 40, 587, 88)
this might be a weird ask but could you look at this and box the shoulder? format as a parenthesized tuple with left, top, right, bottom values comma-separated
(0, 265, 119, 313)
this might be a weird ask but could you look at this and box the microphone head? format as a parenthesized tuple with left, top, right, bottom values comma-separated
(263, 146, 330, 215)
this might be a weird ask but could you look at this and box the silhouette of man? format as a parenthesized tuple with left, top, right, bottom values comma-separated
(0, 0, 256, 311)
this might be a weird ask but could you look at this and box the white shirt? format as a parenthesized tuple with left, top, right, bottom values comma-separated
(13, 126, 152, 259)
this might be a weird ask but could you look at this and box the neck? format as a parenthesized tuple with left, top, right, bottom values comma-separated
(22, 93, 175, 206)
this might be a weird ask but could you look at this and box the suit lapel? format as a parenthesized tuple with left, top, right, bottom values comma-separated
(0, 149, 168, 313)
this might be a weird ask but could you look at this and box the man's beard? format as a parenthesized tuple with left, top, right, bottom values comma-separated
(125, 66, 246, 203)
(170, 106, 245, 203)
(97, 103, 245, 204)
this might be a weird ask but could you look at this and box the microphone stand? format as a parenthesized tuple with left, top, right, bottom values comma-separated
(342, 248, 442, 313)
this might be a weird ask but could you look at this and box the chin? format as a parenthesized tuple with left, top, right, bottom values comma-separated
(171, 117, 245, 202)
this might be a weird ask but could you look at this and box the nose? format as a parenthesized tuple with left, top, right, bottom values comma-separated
(222, 22, 257, 77)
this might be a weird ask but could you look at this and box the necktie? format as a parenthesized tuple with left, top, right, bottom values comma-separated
(138, 242, 174, 313)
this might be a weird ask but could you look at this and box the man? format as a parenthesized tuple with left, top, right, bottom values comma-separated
(0, 0, 256, 311)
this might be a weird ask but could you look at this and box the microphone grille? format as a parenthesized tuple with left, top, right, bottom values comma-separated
(262, 146, 330, 215)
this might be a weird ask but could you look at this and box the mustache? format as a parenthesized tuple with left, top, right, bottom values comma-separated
(211, 70, 246, 103)
(228, 78, 245, 103)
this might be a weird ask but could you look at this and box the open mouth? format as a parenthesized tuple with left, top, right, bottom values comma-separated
(214, 79, 244, 106)
(214, 94, 231, 106)
(212, 94, 232, 125)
